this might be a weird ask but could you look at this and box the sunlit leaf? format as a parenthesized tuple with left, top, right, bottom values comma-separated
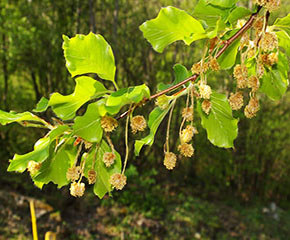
(158, 64, 191, 91)
(205, 0, 238, 8)
(134, 105, 171, 156)
(0, 110, 43, 125)
(274, 13, 290, 36)
(106, 84, 150, 114)
(227, 7, 253, 25)
(140, 6, 205, 53)
(276, 30, 290, 56)
(33, 138, 77, 188)
(48, 76, 107, 120)
(197, 92, 238, 148)
(33, 97, 49, 113)
(63, 32, 116, 81)
(260, 52, 289, 100)
(7, 125, 69, 173)
(218, 38, 240, 69)
(73, 102, 103, 142)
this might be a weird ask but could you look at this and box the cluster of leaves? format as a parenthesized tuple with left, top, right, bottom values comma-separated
(0, 0, 289, 198)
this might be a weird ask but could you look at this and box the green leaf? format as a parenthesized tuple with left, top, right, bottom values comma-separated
(276, 31, 290, 56)
(48, 76, 107, 120)
(217, 38, 240, 69)
(193, 0, 232, 29)
(205, 0, 238, 8)
(197, 92, 238, 148)
(33, 138, 77, 188)
(0, 110, 43, 125)
(106, 84, 150, 115)
(134, 105, 171, 156)
(140, 6, 205, 53)
(158, 64, 191, 91)
(73, 102, 103, 142)
(63, 32, 116, 81)
(33, 97, 49, 113)
(274, 13, 290, 36)
(227, 7, 253, 25)
(7, 138, 51, 173)
(260, 52, 289, 100)
(7, 125, 69, 173)
(83, 141, 121, 198)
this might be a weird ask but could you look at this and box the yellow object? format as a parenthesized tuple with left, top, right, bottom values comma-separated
(29, 200, 38, 240)
(45, 231, 57, 240)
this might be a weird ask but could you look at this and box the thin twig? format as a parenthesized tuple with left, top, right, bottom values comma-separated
(117, 7, 262, 120)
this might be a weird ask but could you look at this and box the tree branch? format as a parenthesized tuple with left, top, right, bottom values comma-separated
(117, 6, 262, 120)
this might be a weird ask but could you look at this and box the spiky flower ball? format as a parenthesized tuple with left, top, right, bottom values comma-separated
(27, 161, 41, 175)
(254, 0, 281, 11)
(233, 64, 248, 89)
(260, 32, 278, 52)
(103, 152, 116, 167)
(130, 115, 147, 134)
(66, 166, 81, 182)
(110, 173, 127, 190)
(178, 143, 194, 157)
(244, 97, 260, 118)
(248, 76, 260, 92)
(209, 58, 220, 71)
(182, 106, 193, 122)
(88, 170, 97, 184)
(181, 125, 197, 143)
(191, 61, 209, 74)
(101, 116, 118, 132)
(202, 100, 212, 115)
(199, 84, 212, 99)
(70, 182, 85, 197)
(163, 152, 177, 170)
(257, 63, 265, 79)
(229, 92, 244, 111)
(253, 16, 264, 32)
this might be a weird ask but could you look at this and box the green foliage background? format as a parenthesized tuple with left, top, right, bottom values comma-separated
(0, 0, 290, 239)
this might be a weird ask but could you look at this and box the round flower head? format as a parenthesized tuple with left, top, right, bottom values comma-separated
(66, 166, 81, 182)
(110, 173, 127, 190)
(257, 63, 265, 79)
(199, 84, 212, 99)
(27, 161, 41, 175)
(88, 169, 97, 184)
(163, 152, 177, 170)
(260, 32, 278, 52)
(233, 64, 248, 89)
(191, 61, 209, 75)
(254, 0, 281, 11)
(253, 16, 264, 32)
(101, 116, 118, 132)
(248, 76, 260, 92)
(130, 115, 147, 134)
(209, 58, 220, 71)
(182, 106, 193, 122)
(178, 143, 194, 157)
(202, 100, 212, 115)
(229, 92, 244, 111)
(70, 182, 85, 197)
(180, 125, 197, 143)
(103, 152, 116, 167)
(244, 97, 260, 119)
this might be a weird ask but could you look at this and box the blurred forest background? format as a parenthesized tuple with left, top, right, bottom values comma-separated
(0, 0, 290, 239)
